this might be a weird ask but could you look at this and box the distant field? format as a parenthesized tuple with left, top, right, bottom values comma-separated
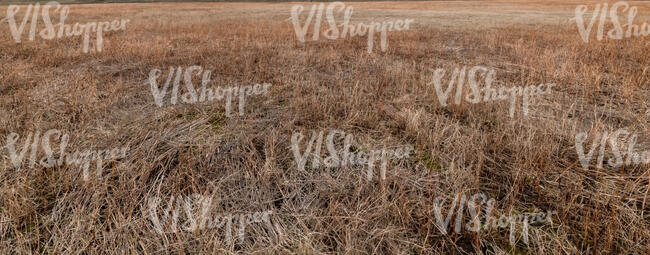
(0, 0, 301, 5)
(0, 0, 248, 4)
(1, 0, 425, 5)
(1, 1, 649, 254)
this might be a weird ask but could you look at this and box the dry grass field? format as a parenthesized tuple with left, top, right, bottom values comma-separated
(1, 0, 649, 254)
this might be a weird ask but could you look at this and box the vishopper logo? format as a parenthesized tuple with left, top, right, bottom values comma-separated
(428, 65, 555, 118)
(3, 129, 129, 181)
(433, 193, 556, 245)
(291, 129, 413, 180)
(575, 129, 650, 171)
(148, 66, 272, 117)
(290, 1, 414, 53)
(2, 1, 130, 53)
(145, 194, 274, 244)
(573, 1, 650, 43)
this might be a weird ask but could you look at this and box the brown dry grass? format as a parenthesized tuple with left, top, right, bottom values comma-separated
(0, 0, 649, 254)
